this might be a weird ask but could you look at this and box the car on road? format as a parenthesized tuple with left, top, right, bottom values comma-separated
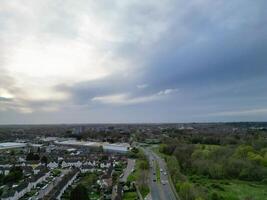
(41, 184, 48, 190)
(161, 180, 168, 185)
(153, 179, 156, 182)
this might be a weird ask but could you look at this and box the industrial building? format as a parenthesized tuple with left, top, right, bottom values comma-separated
(0, 142, 27, 150)
(55, 140, 130, 153)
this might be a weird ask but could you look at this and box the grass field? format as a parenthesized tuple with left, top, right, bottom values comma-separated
(221, 181, 267, 200)
(123, 191, 138, 200)
(190, 175, 267, 200)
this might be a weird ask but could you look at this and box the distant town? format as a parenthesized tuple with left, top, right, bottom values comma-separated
(0, 122, 266, 200)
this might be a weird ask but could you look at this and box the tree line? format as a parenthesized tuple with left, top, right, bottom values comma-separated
(159, 130, 267, 200)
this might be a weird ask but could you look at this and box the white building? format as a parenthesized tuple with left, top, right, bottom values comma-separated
(55, 140, 130, 153)
(103, 143, 130, 153)
(0, 142, 27, 150)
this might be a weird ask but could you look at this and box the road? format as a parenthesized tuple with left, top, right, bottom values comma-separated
(143, 148, 178, 200)
(121, 158, 136, 182)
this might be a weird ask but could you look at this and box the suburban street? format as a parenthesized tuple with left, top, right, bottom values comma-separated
(143, 148, 178, 200)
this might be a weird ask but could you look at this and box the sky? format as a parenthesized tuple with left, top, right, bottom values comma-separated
(0, 0, 267, 124)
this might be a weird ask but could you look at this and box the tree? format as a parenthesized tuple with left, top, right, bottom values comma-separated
(112, 171, 119, 183)
(224, 159, 245, 178)
(41, 156, 48, 165)
(10, 150, 15, 156)
(0, 173, 4, 185)
(195, 198, 205, 200)
(159, 144, 176, 155)
(211, 192, 221, 200)
(98, 145, 104, 153)
(167, 156, 183, 182)
(70, 184, 89, 200)
(3, 166, 23, 184)
(247, 152, 263, 164)
(234, 145, 254, 159)
(131, 147, 139, 154)
(179, 182, 195, 200)
(26, 152, 40, 161)
(139, 160, 149, 170)
(208, 163, 224, 179)
(173, 144, 194, 172)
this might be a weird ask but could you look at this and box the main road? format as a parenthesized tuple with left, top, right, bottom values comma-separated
(143, 147, 178, 200)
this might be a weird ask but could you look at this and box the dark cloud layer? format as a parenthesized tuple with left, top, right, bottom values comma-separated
(0, 0, 266, 123)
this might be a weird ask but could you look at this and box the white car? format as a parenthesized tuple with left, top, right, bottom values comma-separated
(161, 180, 168, 185)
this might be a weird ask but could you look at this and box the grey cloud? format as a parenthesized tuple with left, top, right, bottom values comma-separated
(0, 0, 266, 123)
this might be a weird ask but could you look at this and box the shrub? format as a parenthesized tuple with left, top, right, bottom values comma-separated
(70, 184, 89, 200)
(179, 182, 196, 200)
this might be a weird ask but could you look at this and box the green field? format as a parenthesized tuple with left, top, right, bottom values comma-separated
(190, 175, 267, 200)
(221, 181, 267, 200)
(123, 191, 138, 200)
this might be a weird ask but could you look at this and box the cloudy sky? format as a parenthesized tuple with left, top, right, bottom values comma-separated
(0, 0, 266, 124)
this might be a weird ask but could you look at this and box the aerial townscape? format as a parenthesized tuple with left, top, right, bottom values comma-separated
(0, 0, 266, 200)
(0, 123, 266, 200)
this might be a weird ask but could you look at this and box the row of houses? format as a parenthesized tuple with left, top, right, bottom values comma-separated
(1, 170, 50, 200)
(43, 168, 80, 200)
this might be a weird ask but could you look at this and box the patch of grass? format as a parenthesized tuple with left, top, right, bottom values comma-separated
(123, 191, 138, 200)
(156, 161, 160, 183)
(51, 168, 61, 176)
(89, 191, 100, 200)
(139, 185, 150, 198)
(79, 172, 98, 190)
(189, 175, 267, 200)
(219, 180, 267, 200)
